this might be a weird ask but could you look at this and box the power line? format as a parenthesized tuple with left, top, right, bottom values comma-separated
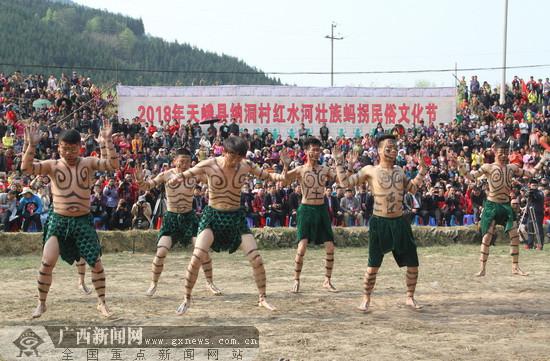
(0, 61, 549, 76)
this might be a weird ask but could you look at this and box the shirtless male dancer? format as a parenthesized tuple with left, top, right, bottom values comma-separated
(279, 137, 337, 293)
(22, 121, 119, 318)
(170, 136, 283, 314)
(461, 142, 548, 276)
(134, 148, 221, 296)
(76, 133, 110, 295)
(335, 135, 427, 312)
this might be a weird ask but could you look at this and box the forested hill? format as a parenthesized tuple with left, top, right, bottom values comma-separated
(0, 0, 280, 86)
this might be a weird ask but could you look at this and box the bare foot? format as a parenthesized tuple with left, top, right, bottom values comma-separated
(32, 303, 47, 319)
(176, 299, 190, 315)
(206, 282, 222, 296)
(258, 297, 277, 311)
(475, 269, 486, 277)
(96, 303, 112, 318)
(512, 266, 529, 276)
(357, 299, 370, 313)
(322, 279, 338, 292)
(79, 283, 92, 295)
(406, 297, 423, 310)
(291, 280, 300, 293)
(145, 283, 157, 297)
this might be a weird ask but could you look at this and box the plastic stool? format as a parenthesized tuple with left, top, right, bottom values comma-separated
(429, 217, 437, 226)
(246, 217, 255, 228)
(413, 215, 420, 225)
(463, 214, 475, 226)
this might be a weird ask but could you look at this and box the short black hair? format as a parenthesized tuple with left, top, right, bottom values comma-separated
(223, 136, 248, 157)
(303, 137, 322, 149)
(495, 142, 508, 151)
(376, 134, 396, 148)
(175, 147, 192, 157)
(59, 129, 81, 144)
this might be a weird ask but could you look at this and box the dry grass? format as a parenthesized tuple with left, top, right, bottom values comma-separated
(1, 245, 549, 361)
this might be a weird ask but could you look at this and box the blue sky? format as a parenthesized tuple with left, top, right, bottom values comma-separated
(73, 0, 550, 88)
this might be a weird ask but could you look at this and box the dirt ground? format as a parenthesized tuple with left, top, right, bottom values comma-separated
(1, 245, 549, 361)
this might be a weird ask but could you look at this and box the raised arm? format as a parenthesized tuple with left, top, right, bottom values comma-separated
(333, 146, 365, 188)
(93, 119, 119, 172)
(21, 122, 52, 176)
(406, 153, 429, 194)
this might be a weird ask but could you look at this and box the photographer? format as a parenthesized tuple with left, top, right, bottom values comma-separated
(523, 179, 545, 250)
(131, 195, 152, 230)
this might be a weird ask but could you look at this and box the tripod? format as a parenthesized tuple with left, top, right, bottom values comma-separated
(151, 189, 166, 230)
(518, 203, 542, 248)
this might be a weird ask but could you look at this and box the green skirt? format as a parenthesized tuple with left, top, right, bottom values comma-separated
(296, 203, 334, 245)
(368, 215, 418, 268)
(43, 211, 102, 267)
(480, 200, 515, 236)
(197, 206, 251, 254)
(158, 211, 199, 246)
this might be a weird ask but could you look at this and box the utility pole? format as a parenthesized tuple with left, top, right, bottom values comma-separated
(325, 22, 343, 87)
(500, 0, 508, 105)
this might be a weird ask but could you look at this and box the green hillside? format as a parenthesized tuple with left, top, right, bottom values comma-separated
(0, 0, 280, 86)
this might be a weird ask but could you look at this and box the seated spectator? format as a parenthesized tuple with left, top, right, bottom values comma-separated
(0, 190, 19, 231)
(340, 189, 363, 227)
(18, 187, 43, 232)
(110, 199, 132, 230)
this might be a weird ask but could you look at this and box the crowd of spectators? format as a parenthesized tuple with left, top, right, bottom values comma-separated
(0, 70, 549, 248)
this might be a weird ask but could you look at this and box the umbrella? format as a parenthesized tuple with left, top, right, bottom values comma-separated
(32, 99, 51, 109)
(199, 118, 222, 125)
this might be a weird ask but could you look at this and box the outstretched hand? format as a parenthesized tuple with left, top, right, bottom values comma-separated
(134, 162, 144, 183)
(100, 118, 113, 139)
(24, 122, 41, 146)
(346, 149, 359, 166)
(332, 145, 345, 162)
(280, 148, 292, 168)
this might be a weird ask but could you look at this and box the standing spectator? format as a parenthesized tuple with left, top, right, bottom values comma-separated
(251, 187, 266, 227)
(264, 183, 285, 227)
(319, 124, 329, 144)
(324, 187, 342, 226)
(192, 186, 206, 218)
(219, 119, 230, 139)
(102, 178, 119, 222)
(288, 185, 302, 227)
(228, 118, 240, 136)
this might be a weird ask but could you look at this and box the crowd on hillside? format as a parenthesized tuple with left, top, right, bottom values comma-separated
(0, 70, 549, 249)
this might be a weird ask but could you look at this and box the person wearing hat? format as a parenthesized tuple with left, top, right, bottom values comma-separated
(130, 195, 152, 230)
(279, 137, 339, 293)
(22, 119, 119, 318)
(134, 148, 221, 298)
(18, 187, 43, 232)
(335, 134, 428, 312)
(462, 142, 549, 277)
